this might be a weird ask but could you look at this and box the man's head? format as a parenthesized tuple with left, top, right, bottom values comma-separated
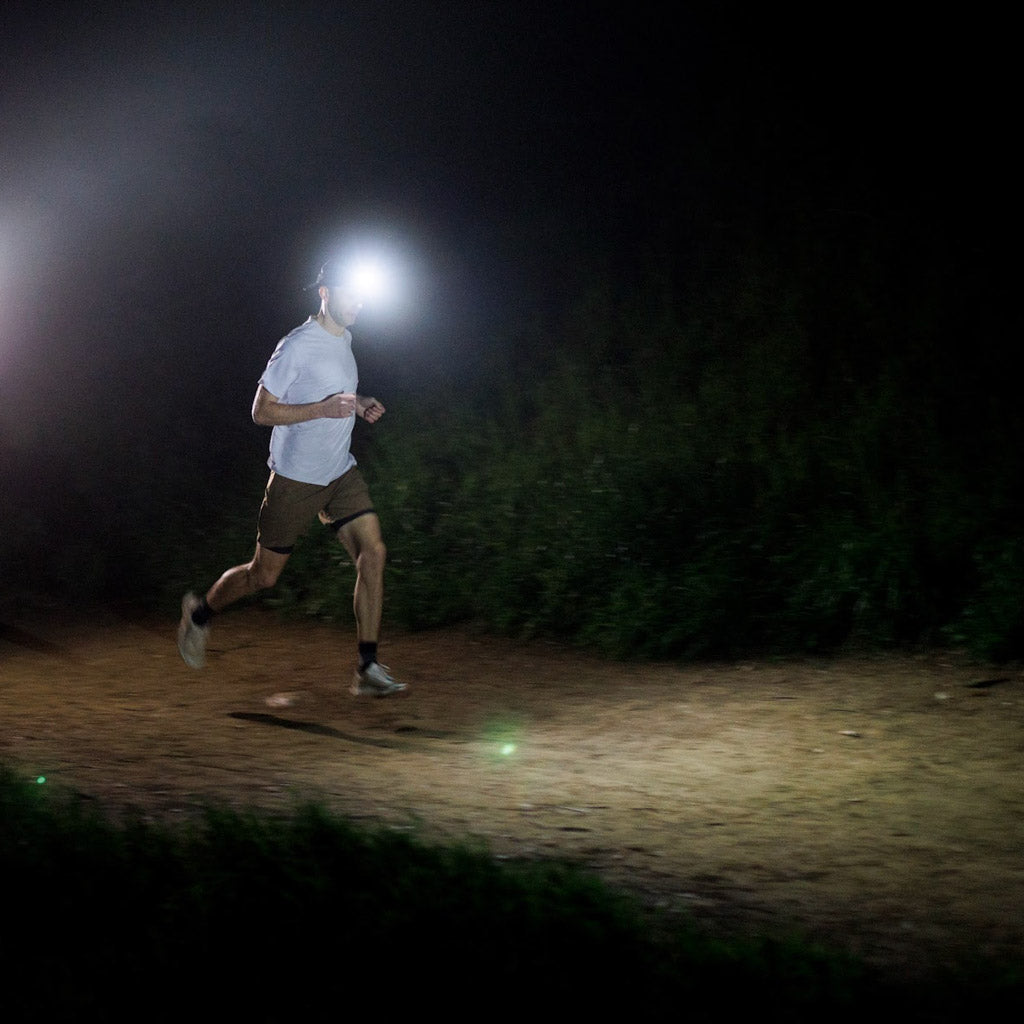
(314, 259, 362, 330)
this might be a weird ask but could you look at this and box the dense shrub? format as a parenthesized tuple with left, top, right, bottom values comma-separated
(6, 235, 1020, 661)
(344, 251, 1023, 661)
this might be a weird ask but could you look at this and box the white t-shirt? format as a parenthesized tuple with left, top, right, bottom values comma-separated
(258, 317, 359, 485)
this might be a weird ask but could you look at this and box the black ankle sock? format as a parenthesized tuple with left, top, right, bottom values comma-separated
(191, 597, 213, 627)
(358, 641, 378, 670)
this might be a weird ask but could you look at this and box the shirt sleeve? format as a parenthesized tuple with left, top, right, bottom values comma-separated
(259, 338, 299, 399)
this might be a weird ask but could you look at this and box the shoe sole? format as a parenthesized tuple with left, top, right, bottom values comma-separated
(178, 643, 205, 670)
(350, 678, 407, 697)
(177, 627, 206, 669)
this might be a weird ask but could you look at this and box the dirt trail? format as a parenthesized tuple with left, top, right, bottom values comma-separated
(3, 604, 1023, 980)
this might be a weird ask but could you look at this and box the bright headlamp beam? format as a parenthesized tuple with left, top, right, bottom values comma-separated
(345, 261, 386, 302)
(320, 258, 389, 303)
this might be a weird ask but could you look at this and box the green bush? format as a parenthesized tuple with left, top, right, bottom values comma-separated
(332, 259, 1022, 660)
(9, 242, 1021, 662)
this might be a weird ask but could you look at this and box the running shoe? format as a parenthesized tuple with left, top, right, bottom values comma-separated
(177, 592, 209, 669)
(351, 661, 406, 696)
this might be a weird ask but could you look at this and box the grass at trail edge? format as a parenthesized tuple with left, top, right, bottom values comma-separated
(1, 765, 1020, 1021)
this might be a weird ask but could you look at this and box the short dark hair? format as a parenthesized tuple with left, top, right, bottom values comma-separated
(311, 259, 345, 290)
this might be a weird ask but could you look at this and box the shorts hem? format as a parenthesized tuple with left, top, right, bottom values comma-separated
(324, 508, 375, 532)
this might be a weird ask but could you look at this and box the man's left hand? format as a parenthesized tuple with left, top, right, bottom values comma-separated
(356, 396, 386, 423)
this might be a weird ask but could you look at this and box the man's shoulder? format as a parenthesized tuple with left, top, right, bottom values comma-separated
(281, 317, 323, 343)
(270, 318, 325, 354)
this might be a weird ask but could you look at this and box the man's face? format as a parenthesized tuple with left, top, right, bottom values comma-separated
(324, 286, 362, 328)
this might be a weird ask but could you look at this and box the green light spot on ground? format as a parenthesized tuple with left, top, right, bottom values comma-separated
(500, 744, 516, 756)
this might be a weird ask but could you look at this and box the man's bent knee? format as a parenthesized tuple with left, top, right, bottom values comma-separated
(250, 546, 290, 591)
(249, 565, 282, 590)
(356, 540, 387, 576)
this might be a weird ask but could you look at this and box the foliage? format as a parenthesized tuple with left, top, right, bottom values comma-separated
(5, 226, 1020, 662)
(5, 763, 1017, 1022)
(340, 241, 1022, 661)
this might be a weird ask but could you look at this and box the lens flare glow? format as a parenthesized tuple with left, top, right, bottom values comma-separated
(346, 260, 387, 301)
(312, 230, 424, 333)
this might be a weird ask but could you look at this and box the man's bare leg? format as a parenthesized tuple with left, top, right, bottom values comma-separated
(338, 514, 404, 694)
(206, 545, 291, 612)
(336, 514, 386, 646)
(177, 545, 290, 668)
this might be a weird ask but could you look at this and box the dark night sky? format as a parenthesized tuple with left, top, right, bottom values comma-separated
(0, 3, 1017, 492)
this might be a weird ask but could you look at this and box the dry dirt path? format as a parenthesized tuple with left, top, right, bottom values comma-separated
(3, 604, 1023, 982)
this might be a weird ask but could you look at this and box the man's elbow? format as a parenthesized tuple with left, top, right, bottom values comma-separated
(252, 387, 273, 425)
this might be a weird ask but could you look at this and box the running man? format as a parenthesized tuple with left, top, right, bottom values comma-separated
(177, 258, 405, 696)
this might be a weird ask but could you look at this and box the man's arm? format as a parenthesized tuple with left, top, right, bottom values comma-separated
(251, 384, 356, 426)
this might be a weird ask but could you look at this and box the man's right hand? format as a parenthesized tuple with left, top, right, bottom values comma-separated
(321, 393, 357, 418)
